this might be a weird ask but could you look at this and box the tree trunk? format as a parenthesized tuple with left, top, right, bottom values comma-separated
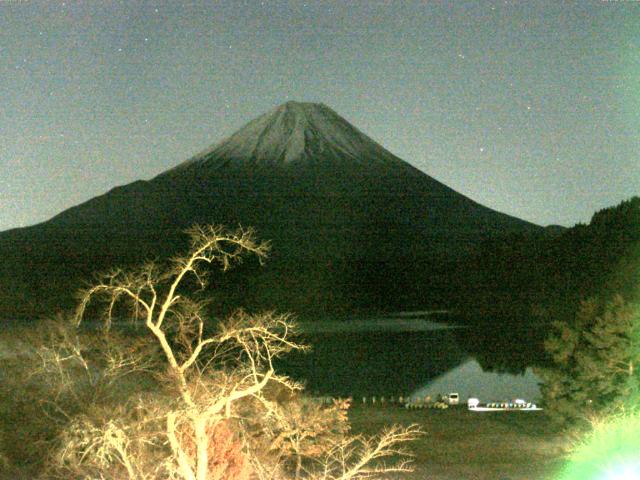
(194, 417, 209, 480)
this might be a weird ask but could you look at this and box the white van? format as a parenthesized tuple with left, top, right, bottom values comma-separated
(446, 393, 459, 405)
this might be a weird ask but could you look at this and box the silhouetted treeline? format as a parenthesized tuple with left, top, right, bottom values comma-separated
(457, 196, 640, 327)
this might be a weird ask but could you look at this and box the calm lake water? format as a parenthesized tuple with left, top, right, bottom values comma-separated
(275, 313, 544, 402)
(1, 312, 544, 403)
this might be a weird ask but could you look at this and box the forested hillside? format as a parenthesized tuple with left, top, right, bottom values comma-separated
(459, 196, 640, 324)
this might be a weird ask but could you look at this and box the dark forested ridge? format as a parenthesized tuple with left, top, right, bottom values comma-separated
(445, 197, 639, 374)
(457, 196, 640, 325)
(0, 179, 636, 329)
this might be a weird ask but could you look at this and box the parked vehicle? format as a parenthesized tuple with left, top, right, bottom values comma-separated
(445, 392, 459, 405)
(467, 397, 480, 408)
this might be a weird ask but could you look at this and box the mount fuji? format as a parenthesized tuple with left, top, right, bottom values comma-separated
(0, 101, 540, 317)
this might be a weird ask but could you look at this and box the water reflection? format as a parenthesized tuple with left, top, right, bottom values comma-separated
(410, 359, 541, 402)
(275, 315, 545, 399)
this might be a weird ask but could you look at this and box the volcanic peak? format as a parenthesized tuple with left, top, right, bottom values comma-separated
(172, 101, 403, 172)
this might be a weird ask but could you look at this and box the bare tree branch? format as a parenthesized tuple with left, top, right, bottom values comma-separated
(38, 224, 420, 480)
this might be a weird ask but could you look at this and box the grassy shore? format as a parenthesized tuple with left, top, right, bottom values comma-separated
(348, 404, 569, 480)
(1, 323, 569, 479)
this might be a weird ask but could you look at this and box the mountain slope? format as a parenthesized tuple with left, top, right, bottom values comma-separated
(0, 102, 540, 318)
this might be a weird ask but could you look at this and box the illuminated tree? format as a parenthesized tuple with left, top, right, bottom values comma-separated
(37, 225, 420, 480)
(536, 295, 640, 426)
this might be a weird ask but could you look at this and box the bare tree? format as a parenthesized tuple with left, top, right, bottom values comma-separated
(310, 424, 423, 480)
(38, 224, 422, 480)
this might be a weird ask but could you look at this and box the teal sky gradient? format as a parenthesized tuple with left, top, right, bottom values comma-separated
(1, 0, 639, 231)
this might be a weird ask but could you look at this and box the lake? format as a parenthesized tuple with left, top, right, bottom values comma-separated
(275, 313, 544, 402)
(0, 312, 545, 403)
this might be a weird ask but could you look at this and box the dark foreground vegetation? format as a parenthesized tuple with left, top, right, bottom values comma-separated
(347, 404, 567, 480)
(0, 363, 568, 480)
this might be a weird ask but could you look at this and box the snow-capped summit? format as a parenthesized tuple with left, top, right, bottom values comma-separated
(174, 101, 403, 171)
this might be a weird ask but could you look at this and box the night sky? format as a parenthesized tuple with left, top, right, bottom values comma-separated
(1, 0, 639, 232)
